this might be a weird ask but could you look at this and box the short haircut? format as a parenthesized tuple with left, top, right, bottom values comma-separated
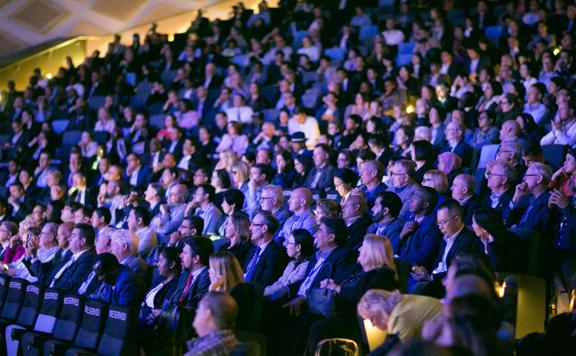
(262, 184, 284, 203)
(184, 237, 214, 266)
(419, 186, 439, 211)
(319, 216, 348, 246)
(200, 292, 239, 330)
(93, 252, 120, 271)
(438, 199, 464, 219)
(223, 189, 245, 211)
(291, 229, 315, 259)
(147, 183, 164, 198)
(374, 192, 402, 218)
(74, 223, 96, 247)
(2, 221, 18, 235)
(528, 162, 553, 184)
(256, 210, 279, 235)
(395, 159, 416, 177)
(131, 206, 151, 226)
(198, 184, 216, 203)
(111, 229, 138, 256)
(94, 207, 112, 225)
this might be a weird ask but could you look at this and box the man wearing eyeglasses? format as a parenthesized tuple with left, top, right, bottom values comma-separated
(482, 160, 516, 219)
(411, 200, 480, 297)
(507, 162, 555, 234)
(387, 159, 420, 218)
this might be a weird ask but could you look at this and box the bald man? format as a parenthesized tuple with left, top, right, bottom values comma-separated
(450, 174, 479, 225)
(341, 193, 372, 250)
(277, 187, 317, 244)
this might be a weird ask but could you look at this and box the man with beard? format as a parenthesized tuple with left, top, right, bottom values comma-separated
(367, 191, 403, 253)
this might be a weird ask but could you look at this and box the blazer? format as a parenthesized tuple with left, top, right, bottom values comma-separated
(168, 267, 211, 310)
(399, 213, 443, 270)
(337, 267, 398, 316)
(367, 218, 403, 254)
(304, 165, 336, 191)
(486, 230, 521, 273)
(505, 191, 556, 234)
(151, 277, 179, 309)
(92, 265, 145, 308)
(22, 248, 66, 284)
(243, 241, 288, 288)
(481, 189, 514, 222)
(346, 215, 373, 251)
(440, 140, 473, 165)
(51, 248, 97, 292)
(431, 227, 482, 274)
(461, 195, 481, 226)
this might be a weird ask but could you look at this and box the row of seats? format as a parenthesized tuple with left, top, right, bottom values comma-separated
(0, 275, 135, 356)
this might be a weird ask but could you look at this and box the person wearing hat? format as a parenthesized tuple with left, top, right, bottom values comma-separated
(290, 132, 312, 159)
(288, 107, 320, 150)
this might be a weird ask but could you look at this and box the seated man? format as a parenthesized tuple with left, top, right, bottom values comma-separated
(89, 252, 145, 307)
(367, 192, 403, 253)
(185, 292, 240, 356)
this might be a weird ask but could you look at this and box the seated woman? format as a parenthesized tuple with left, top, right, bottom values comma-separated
(411, 140, 435, 183)
(304, 235, 400, 355)
(421, 169, 450, 209)
(216, 189, 245, 238)
(138, 247, 181, 354)
(271, 151, 296, 189)
(208, 251, 262, 332)
(264, 229, 314, 300)
(332, 168, 358, 206)
(217, 211, 252, 267)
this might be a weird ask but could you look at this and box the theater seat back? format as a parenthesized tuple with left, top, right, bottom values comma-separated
(97, 304, 136, 356)
(0, 278, 27, 321)
(33, 288, 62, 334)
(0, 275, 11, 312)
(16, 283, 43, 328)
(74, 298, 108, 350)
(52, 294, 83, 342)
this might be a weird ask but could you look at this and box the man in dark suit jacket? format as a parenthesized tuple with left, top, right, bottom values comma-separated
(451, 173, 480, 225)
(125, 153, 153, 191)
(342, 194, 372, 251)
(481, 160, 516, 222)
(304, 144, 336, 192)
(398, 187, 443, 271)
(89, 253, 145, 308)
(244, 211, 288, 287)
(440, 122, 473, 164)
(48, 223, 97, 292)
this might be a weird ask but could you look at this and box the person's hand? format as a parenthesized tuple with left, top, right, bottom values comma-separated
(513, 182, 529, 204)
(160, 204, 169, 215)
(320, 279, 341, 293)
(551, 167, 567, 183)
(248, 179, 258, 191)
(486, 159, 496, 175)
(185, 201, 196, 216)
(209, 275, 224, 291)
(26, 235, 39, 258)
(410, 266, 430, 281)
(9, 234, 20, 249)
(400, 221, 419, 240)
(549, 189, 570, 209)
(169, 231, 182, 245)
(282, 296, 306, 317)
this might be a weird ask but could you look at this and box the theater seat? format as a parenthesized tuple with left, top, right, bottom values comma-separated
(0, 278, 27, 322)
(0, 275, 11, 312)
(15, 283, 43, 328)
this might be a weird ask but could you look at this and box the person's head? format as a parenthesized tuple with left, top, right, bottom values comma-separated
(95, 226, 114, 254)
(31, 204, 47, 225)
(57, 222, 74, 249)
(315, 216, 348, 251)
(193, 168, 211, 187)
(409, 186, 438, 216)
(357, 289, 404, 330)
(193, 184, 215, 206)
(314, 199, 341, 225)
(288, 187, 313, 214)
(208, 251, 245, 292)
(522, 162, 552, 194)
(422, 170, 449, 195)
(487, 161, 515, 193)
(411, 140, 433, 163)
(144, 183, 163, 204)
(39, 222, 59, 249)
(342, 193, 367, 221)
(312, 144, 331, 168)
(260, 185, 283, 212)
(391, 160, 415, 188)
(91, 208, 111, 230)
(221, 189, 245, 215)
(193, 292, 239, 337)
(371, 192, 402, 223)
(521, 141, 545, 167)
(499, 119, 521, 142)
(0, 221, 17, 244)
(69, 223, 95, 254)
(156, 246, 181, 278)
(231, 162, 250, 186)
(178, 216, 204, 239)
(437, 152, 463, 176)
(436, 200, 465, 237)
(284, 228, 314, 260)
(250, 210, 278, 244)
(249, 164, 269, 186)
(451, 174, 475, 202)
(127, 206, 151, 231)
(92, 253, 122, 285)
(471, 207, 507, 240)
(168, 184, 189, 205)
(358, 235, 397, 275)
(225, 211, 250, 243)
(181, 237, 214, 271)
(359, 160, 384, 187)
(110, 229, 138, 260)
(333, 168, 357, 198)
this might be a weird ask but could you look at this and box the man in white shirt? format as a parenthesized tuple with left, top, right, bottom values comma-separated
(225, 94, 253, 124)
(288, 107, 320, 150)
(541, 101, 576, 146)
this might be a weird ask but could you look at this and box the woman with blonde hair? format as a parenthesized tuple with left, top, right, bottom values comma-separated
(217, 211, 252, 266)
(421, 169, 450, 207)
(231, 161, 250, 194)
(208, 251, 245, 293)
(215, 149, 239, 176)
(304, 235, 399, 354)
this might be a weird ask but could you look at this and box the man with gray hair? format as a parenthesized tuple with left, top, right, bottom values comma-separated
(260, 184, 291, 230)
(507, 162, 555, 233)
(440, 121, 473, 163)
(20, 223, 60, 281)
(110, 229, 147, 280)
(154, 183, 188, 238)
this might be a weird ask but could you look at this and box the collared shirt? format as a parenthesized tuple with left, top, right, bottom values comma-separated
(297, 246, 336, 297)
(129, 167, 140, 187)
(433, 226, 465, 275)
(184, 330, 239, 356)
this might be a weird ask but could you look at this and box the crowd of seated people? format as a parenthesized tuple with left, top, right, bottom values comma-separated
(1, 0, 576, 354)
